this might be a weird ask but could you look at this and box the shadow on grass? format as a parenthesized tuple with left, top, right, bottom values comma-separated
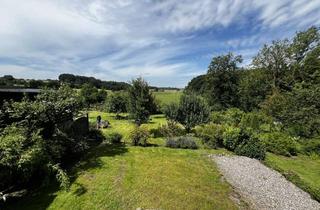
(3, 142, 128, 210)
(76, 143, 128, 172)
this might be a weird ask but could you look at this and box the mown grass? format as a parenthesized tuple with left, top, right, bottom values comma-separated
(153, 90, 183, 106)
(265, 153, 320, 201)
(5, 112, 240, 210)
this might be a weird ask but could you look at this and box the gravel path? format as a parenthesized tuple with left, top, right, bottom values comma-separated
(210, 155, 320, 210)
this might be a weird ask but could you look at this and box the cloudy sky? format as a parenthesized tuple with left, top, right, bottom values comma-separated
(0, 0, 319, 87)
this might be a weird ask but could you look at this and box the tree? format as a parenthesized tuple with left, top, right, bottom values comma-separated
(127, 77, 156, 125)
(0, 85, 83, 193)
(290, 27, 320, 84)
(185, 74, 207, 94)
(261, 85, 320, 137)
(252, 40, 291, 89)
(79, 84, 107, 107)
(238, 69, 272, 111)
(165, 93, 210, 132)
(106, 92, 128, 114)
(206, 53, 242, 110)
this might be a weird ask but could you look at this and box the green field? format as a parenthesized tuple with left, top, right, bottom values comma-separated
(5, 112, 241, 210)
(265, 153, 320, 201)
(153, 90, 183, 105)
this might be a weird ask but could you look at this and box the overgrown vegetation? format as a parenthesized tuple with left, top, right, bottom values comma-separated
(186, 26, 320, 160)
(0, 86, 91, 197)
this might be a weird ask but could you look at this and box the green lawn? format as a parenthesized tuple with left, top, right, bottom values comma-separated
(153, 90, 183, 106)
(265, 153, 320, 201)
(5, 112, 240, 210)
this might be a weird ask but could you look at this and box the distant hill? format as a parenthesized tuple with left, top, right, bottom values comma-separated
(0, 74, 130, 91)
(0, 74, 181, 91)
(58, 73, 130, 90)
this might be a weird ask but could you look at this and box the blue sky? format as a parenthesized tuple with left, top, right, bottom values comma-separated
(0, 0, 319, 87)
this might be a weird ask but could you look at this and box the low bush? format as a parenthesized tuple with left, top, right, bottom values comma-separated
(0, 125, 72, 192)
(165, 136, 198, 149)
(222, 126, 241, 151)
(107, 132, 123, 144)
(160, 121, 185, 137)
(211, 108, 245, 126)
(239, 111, 275, 133)
(259, 132, 299, 156)
(235, 137, 266, 160)
(195, 123, 225, 148)
(301, 137, 320, 155)
(129, 125, 150, 146)
(164, 93, 210, 132)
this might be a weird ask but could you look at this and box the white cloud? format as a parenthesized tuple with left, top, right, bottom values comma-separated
(0, 0, 319, 87)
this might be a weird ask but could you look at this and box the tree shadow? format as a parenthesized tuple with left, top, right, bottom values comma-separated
(3, 142, 128, 210)
(75, 142, 128, 172)
(72, 183, 87, 196)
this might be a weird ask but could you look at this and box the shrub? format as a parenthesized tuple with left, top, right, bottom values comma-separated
(159, 121, 185, 137)
(301, 137, 320, 155)
(259, 132, 299, 156)
(0, 125, 72, 192)
(235, 137, 266, 160)
(210, 108, 245, 126)
(165, 136, 198, 149)
(105, 92, 128, 114)
(107, 133, 123, 144)
(195, 123, 225, 148)
(262, 87, 320, 138)
(239, 111, 275, 133)
(163, 103, 179, 121)
(165, 93, 210, 132)
(222, 126, 241, 151)
(130, 125, 150, 146)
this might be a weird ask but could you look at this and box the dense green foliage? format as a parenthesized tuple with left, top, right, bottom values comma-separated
(206, 53, 243, 109)
(0, 74, 130, 91)
(235, 137, 266, 160)
(164, 93, 210, 132)
(105, 91, 128, 113)
(195, 123, 225, 149)
(185, 74, 207, 94)
(259, 132, 299, 156)
(0, 75, 60, 89)
(59, 73, 130, 90)
(0, 86, 86, 195)
(186, 27, 320, 144)
(80, 84, 107, 107)
(127, 77, 157, 125)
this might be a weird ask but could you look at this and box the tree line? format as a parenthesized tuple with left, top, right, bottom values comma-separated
(0, 74, 130, 91)
(186, 26, 320, 138)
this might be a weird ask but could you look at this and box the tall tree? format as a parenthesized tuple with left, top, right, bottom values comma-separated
(252, 40, 291, 89)
(238, 69, 272, 111)
(128, 77, 156, 125)
(206, 53, 242, 110)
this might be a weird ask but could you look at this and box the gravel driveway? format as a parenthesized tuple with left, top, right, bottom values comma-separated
(210, 155, 320, 210)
